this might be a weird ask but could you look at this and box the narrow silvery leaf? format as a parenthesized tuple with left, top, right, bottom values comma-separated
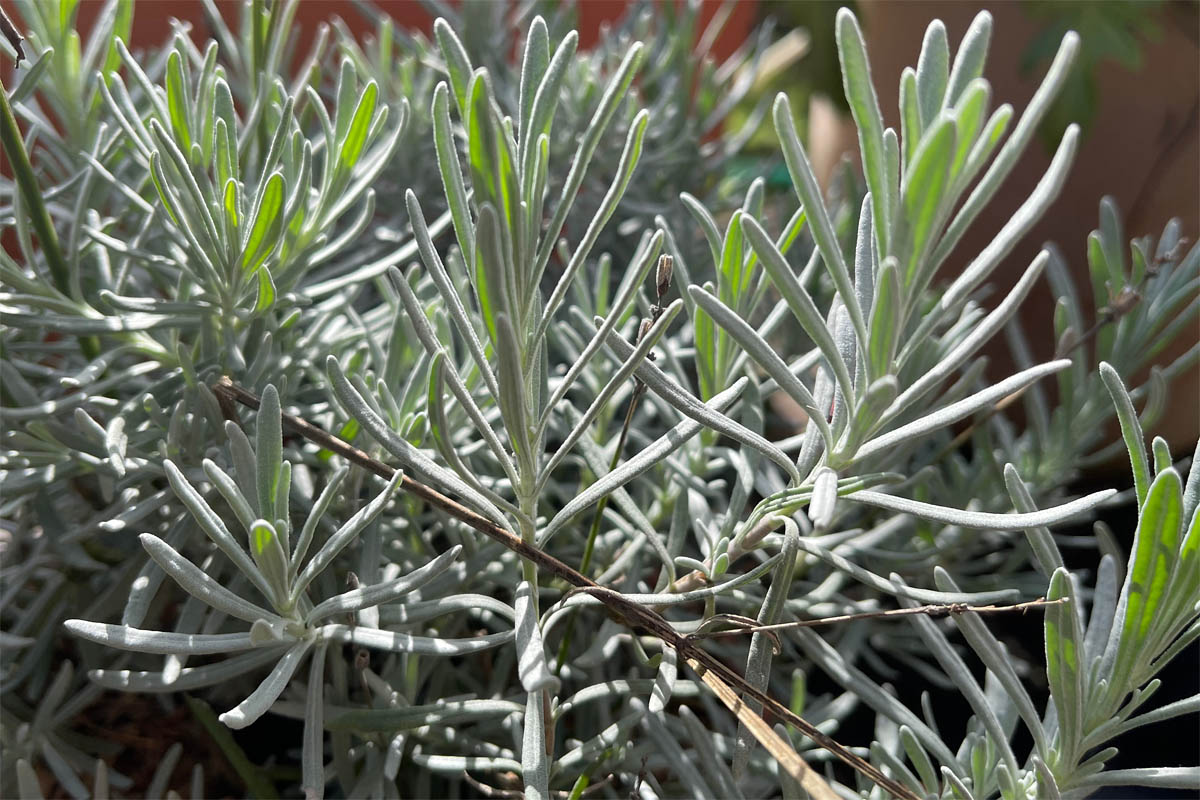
(884, 128, 900, 237)
(897, 116, 955, 287)
(224, 421, 260, 514)
(933, 568, 1050, 758)
(1184, 439, 1200, 525)
(163, 461, 275, 603)
(603, 327, 799, 480)
(433, 18, 473, 114)
(540, 380, 746, 544)
(318, 623, 513, 655)
(915, 21, 949, 128)
(792, 628, 959, 766)
(947, 79, 991, 185)
(848, 487, 1114, 530)
(220, 639, 314, 729)
(681, 192, 725, 269)
(682, 707, 740, 799)
(63, 620, 259, 655)
(103, 416, 127, 477)
(522, 689, 551, 800)
(386, 269, 520, 486)
(836, 9, 891, 258)
(688, 286, 833, 453)
(772, 94, 868, 345)
(93, 760, 109, 800)
(649, 645, 678, 714)
(16, 759, 44, 800)
(732, 518, 799, 780)
(1045, 568, 1085, 763)
(328, 699, 524, 733)
(532, 42, 645, 286)
(531, 109, 650, 340)
(203, 459, 257, 532)
(290, 471, 403, 607)
(255, 385, 283, 522)
(89, 646, 286, 692)
(293, 466, 347, 572)
(405, 190, 499, 399)
(560, 402, 677, 581)
(940, 125, 1079, 312)
(514, 582, 560, 694)
(933, 33, 1079, 270)
(542, 300, 683, 483)
(306, 546, 461, 624)
(855, 360, 1073, 463)
(41, 740, 90, 799)
(326, 356, 511, 528)
(896, 254, 1045, 412)
(898, 582, 1020, 776)
(1100, 362, 1151, 508)
(866, 258, 901, 380)
(520, 14, 552, 143)
(540, 230, 662, 427)
(521, 24, 578, 177)
(946, 11, 993, 104)
(1084, 555, 1121, 663)
(1073, 767, 1200, 792)
(788, 534, 1016, 604)
(853, 195, 875, 318)
(302, 642, 328, 800)
(425, 354, 508, 509)
(839, 375, 898, 457)
(742, 216, 856, 405)
(1103, 468, 1184, 701)
(1003, 464, 1064, 575)
(495, 314, 531, 468)
(809, 468, 838, 529)
(899, 728, 939, 795)
(474, 203, 512, 345)
(899, 69, 921, 165)
(431, 83, 474, 266)
(336, 80, 379, 172)
(140, 534, 280, 624)
(145, 742, 182, 800)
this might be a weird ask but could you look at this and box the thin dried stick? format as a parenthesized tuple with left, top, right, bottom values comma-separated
(213, 377, 920, 800)
(690, 597, 1065, 641)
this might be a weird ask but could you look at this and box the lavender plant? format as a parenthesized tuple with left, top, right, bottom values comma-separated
(1, 2, 1196, 798)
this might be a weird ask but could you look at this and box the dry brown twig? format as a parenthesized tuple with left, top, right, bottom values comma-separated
(213, 377, 1061, 800)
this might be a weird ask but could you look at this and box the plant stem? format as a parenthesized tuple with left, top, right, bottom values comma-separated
(555, 383, 643, 669)
(0, 75, 98, 358)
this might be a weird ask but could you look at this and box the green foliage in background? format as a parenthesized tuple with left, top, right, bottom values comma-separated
(1020, 0, 1166, 148)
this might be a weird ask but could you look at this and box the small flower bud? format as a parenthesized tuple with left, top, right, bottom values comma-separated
(655, 255, 674, 300)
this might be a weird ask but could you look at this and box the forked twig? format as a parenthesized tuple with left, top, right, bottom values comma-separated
(214, 377, 969, 800)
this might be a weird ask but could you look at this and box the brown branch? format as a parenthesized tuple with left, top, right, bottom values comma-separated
(212, 377, 921, 800)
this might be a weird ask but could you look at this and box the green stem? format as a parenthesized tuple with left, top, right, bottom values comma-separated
(555, 383, 644, 670)
(0, 76, 98, 358)
(519, 497, 539, 606)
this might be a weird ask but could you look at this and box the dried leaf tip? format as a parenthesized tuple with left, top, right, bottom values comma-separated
(0, 6, 23, 65)
(636, 318, 653, 344)
(655, 254, 674, 300)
